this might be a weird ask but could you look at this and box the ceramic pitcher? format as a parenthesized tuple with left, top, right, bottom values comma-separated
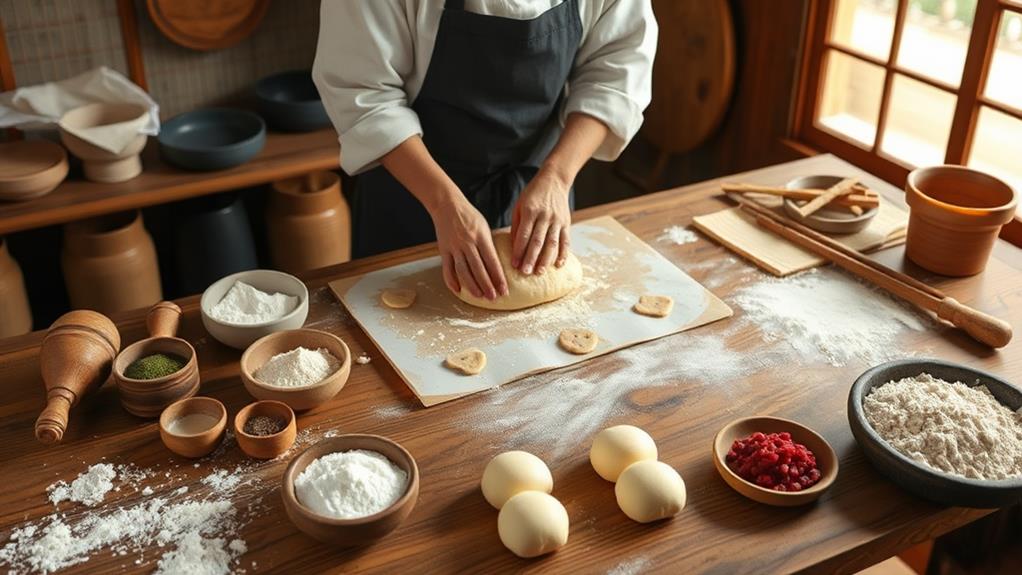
(62, 211, 163, 314)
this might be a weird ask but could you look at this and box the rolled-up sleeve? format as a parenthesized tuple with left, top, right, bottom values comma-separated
(312, 0, 421, 175)
(563, 0, 658, 161)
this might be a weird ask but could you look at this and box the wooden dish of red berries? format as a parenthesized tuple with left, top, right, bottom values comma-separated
(713, 416, 838, 506)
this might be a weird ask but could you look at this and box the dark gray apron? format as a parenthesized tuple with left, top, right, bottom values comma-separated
(351, 0, 582, 258)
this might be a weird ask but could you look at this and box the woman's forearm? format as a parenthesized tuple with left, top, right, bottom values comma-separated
(540, 113, 609, 187)
(380, 135, 462, 216)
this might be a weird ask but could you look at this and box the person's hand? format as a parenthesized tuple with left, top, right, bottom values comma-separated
(432, 194, 508, 300)
(511, 169, 572, 275)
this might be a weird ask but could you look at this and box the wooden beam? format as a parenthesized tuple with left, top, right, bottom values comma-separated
(0, 16, 14, 92)
(872, 0, 909, 153)
(116, 0, 147, 91)
(945, 0, 1000, 164)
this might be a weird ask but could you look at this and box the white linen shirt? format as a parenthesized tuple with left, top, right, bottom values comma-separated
(312, 0, 658, 175)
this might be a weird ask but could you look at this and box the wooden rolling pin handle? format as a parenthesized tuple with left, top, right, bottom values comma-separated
(147, 301, 182, 339)
(34, 388, 76, 444)
(936, 297, 1013, 348)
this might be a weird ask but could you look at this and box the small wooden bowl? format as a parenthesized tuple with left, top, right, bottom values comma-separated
(159, 396, 227, 458)
(234, 400, 297, 459)
(281, 435, 419, 546)
(713, 416, 838, 506)
(239, 329, 351, 411)
(0, 140, 69, 201)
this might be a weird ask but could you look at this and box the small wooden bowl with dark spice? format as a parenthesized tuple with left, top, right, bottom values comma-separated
(114, 302, 200, 417)
(234, 400, 296, 459)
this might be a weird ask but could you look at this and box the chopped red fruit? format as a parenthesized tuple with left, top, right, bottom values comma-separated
(724, 430, 821, 492)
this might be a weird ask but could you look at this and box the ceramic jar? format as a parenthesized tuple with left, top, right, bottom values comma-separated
(0, 238, 33, 337)
(173, 192, 259, 295)
(267, 171, 351, 274)
(62, 211, 163, 314)
(905, 166, 1017, 276)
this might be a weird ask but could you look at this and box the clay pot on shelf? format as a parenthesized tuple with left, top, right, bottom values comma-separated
(173, 193, 259, 295)
(905, 166, 1017, 276)
(267, 171, 351, 274)
(0, 238, 33, 338)
(59, 103, 149, 183)
(62, 211, 163, 314)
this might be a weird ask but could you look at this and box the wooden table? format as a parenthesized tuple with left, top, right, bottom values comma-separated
(2, 154, 1020, 574)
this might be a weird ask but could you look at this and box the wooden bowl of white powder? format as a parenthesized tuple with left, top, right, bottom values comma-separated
(201, 269, 309, 349)
(240, 328, 351, 411)
(281, 435, 419, 545)
(848, 359, 1022, 508)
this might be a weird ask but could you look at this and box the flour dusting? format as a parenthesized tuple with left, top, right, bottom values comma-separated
(658, 225, 699, 245)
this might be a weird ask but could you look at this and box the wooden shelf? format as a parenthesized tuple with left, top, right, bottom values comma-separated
(0, 128, 340, 235)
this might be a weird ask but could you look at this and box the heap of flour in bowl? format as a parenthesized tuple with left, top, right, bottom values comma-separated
(209, 280, 298, 324)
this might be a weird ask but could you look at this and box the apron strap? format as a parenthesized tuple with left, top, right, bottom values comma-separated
(445, 0, 466, 10)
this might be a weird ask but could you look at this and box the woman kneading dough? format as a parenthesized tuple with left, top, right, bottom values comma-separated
(313, 0, 657, 301)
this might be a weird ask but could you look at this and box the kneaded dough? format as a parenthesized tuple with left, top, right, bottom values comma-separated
(558, 328, 598, 354)
(590, 425, 658, 482)
(615, 460, 687, 523)
(381, 288, 417, 309)
(455, 231, 583, 311)
(633, 294, 674, 318)
(444, 348, 487, 375)
(497, 491, 569, 558)
(481, 451, 553, 509)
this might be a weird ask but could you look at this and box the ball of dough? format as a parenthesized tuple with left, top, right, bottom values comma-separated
(615, 460, 687, 523)
(481, 451, 553, 509)
(590, 425, 658, 482)
(497, 491, 569, 558)
(455, 232, 583, 311)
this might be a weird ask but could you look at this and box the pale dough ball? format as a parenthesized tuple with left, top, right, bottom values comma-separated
(455, 231, 583, 311)
(558, 328, 598, 354)
(381, 288, 416, 309)
(615, 460, 687, 523)
(481, 451, 553, 509)
(633, 294, 673, 317)
(590, 425, 658, 482)
(497, 491, 569, 558)
(445, 348, 486, 375)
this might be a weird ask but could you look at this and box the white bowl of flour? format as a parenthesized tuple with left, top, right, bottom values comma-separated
(201, 269, 309, 349)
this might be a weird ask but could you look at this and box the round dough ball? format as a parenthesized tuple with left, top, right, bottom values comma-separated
(455, 232, 583, 311)
(481, 451, 553, 509)
(497, 491, 569, 558)
(590, 425, 658, 482)
(615, 460, 687, 523)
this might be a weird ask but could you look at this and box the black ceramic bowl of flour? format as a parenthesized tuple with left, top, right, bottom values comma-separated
(848, 359, 1022, 508)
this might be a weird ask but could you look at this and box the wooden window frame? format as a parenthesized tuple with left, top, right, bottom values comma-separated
(794, 0, 1022, 242)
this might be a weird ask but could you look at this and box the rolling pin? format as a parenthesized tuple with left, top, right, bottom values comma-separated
(35, 310, 121, 444)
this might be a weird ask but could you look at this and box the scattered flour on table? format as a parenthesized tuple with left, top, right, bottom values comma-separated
(47, 464, 116, 507)
(607, 557, 653, 575)
(658, 225, 699, 245)
(732, 269, 927, 366)
(208, 280, 298, 325)
(254, 346, 340, 388)
(863, 373, 1022, 480)
(355, 353, 371, 365)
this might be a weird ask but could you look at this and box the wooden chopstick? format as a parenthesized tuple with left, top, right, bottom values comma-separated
(735, 198, 1012, 348)
(795, 178, 858, 217)
(720, 183, 878, 208)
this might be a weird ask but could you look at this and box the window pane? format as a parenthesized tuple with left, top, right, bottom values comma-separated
(896, 0, 977, 86)
(984, 11, 1022, 112)
(880, 74, 956, 166)
(818, 50, 886, 147)
(969, 106, 1022, 193)
(830, 0, 897, 60)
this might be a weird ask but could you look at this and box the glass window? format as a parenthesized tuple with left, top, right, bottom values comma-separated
(880, 74, 956, 166)
(818, 50, 886, 147)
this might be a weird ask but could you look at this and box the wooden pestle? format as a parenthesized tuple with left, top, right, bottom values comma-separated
(35, 310, 121, 444)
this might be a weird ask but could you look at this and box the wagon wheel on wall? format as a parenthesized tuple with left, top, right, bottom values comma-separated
(617, 0, 736, 193)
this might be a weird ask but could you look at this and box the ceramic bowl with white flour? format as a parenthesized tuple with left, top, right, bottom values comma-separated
(240, 329, 351, 411)
(281, 435, 419, 546)
(848, 358, 1022, 508)
(201, 269, 309, 349)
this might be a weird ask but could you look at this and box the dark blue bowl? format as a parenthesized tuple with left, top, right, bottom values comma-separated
(848, 359, 1022, 508)
(159, 108, 266, 171)
(255, 70, 330, 132)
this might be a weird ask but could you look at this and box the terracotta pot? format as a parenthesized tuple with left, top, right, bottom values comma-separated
(62, 211, 163, 314)
(0, 238, 33, 338)
(267, 171, 351, 273)
(905, 166, 1017, 276)
(59, 103, 149, 183)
